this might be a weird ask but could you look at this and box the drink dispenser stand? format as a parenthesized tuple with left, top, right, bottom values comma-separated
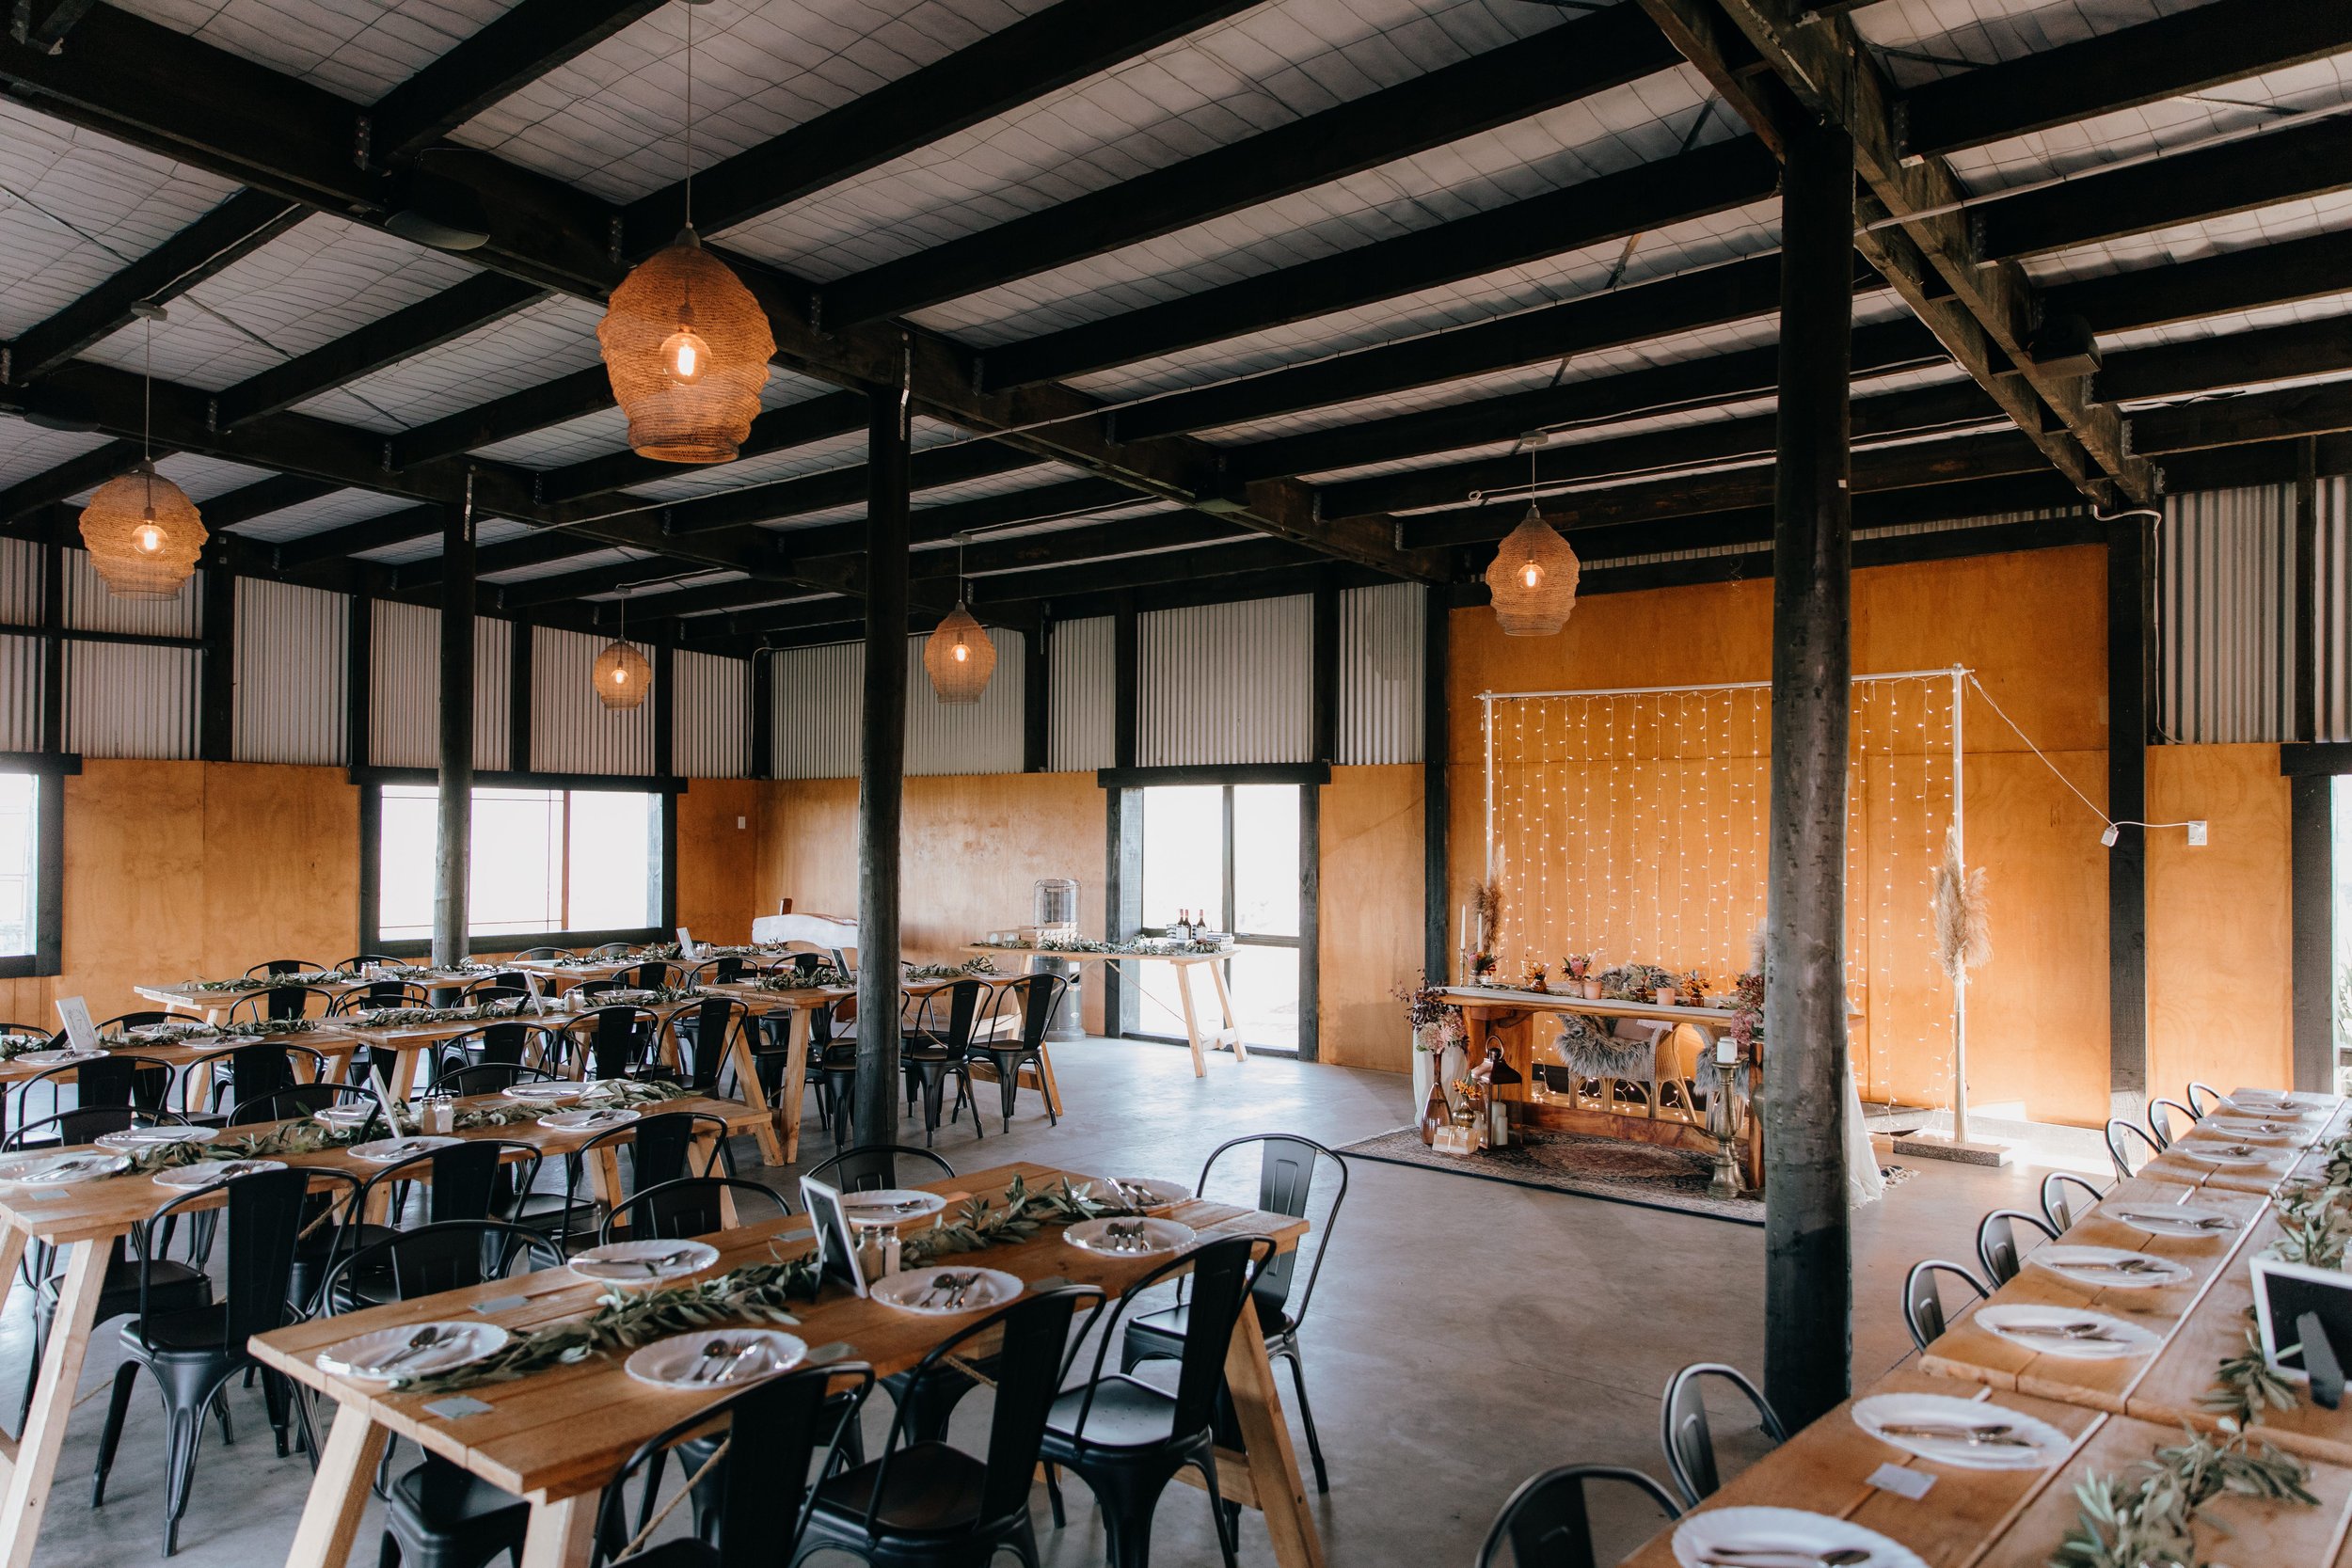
(1032, 878, 1084, 1041)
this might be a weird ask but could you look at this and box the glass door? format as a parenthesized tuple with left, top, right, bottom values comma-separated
(1134, 784, 1303, 1052)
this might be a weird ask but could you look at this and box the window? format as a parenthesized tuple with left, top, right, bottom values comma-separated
(373, 784, 665, 945)
(0, 765, 60, 978)
(1133, 783, 1303, 1052)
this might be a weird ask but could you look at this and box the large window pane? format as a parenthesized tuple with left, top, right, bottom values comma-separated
(377, 786, 439, 941)
(0, 773, 38, 958)
(1227, 943, 1299, 1053)
(1139, 785, 1223, 929)
(469, 789, 564, 936)
(569, 789, 659, 930)
(376, 785, 660, 942)
(1232, 784, 1299, 937)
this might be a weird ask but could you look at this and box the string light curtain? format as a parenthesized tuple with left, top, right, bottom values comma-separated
(1478, 673, 1962, 1108)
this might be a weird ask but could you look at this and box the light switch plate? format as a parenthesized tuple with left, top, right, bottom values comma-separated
(2186, 819, 2208, 846)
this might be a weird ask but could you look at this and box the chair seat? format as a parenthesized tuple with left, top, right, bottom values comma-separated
(1124, 1298, 1291, 1359)
(603, 1542, 715, 1568)
(120, 1302, 241, 1357)
(42, 1257, 208, 1326)
(388, 1455, 530, 1544)
(810, 1441, 988, 1537)
(1042, 1374, 1182, 1453)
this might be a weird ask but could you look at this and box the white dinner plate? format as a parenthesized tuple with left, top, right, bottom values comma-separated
(571, 1239, 720, 1285)
(314, 1104, 379, 1129)
(625, 1328, 807, 1390)
(2105, 1202, 2240, 1238)
(349, 1135, 462, 1164)
(2173, 1138, 2278, 1168)
(839, 1188, 948, 1222)
(1851, 1391, 2070, 1471)
(2197, 1116, 2303, 1143)
(500, 1083, 580, 1103)
(1672, 1506, 1926, 1568)
(10, 1048, 100, 1068)
(870, 1266, 1024, 1315)
(2027, 1244, 2191, 1290)
(318, 1321, 509, 1382)
(1974, 1305, 2160, 1360)
(1063, 1216, 1197, 1257)
(1101, 1177, 1191, 1209)
(153, 1157, 288, 1189)
(538, 1107, 640, 1132)
(0, 1149, 129, 1186)
(2222, 1092, 2323, 1117)
(95, 1125, 219, 1152)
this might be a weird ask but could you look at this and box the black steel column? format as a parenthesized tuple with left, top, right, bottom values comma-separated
(1311, 570, 1339, 764)
(2296, 438, 2319, 742)
(2106, 515, 2153, 1106)
(346, 585, 372, 770)
(853, 387, 911, 1148)
(1763, 119, 1856, 1431)
(1023, 616, 1051, 773)
(508, 618, 532, 772)
(2291, 772, 2333, 1092)
(199, 557, 234, 761)
(1422, 581, 1450, 983)
(434, 496, 475, 969)
(749, 646, 774, 780)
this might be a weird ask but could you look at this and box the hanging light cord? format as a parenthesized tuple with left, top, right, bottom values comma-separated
(681, 0, 694, 231)
(1963, 673, 2199, 840)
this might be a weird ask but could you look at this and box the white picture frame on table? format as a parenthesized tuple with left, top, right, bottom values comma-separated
(2251, 1255, 2352, 1392)
(54, 996, 99, 1053)
(799, 1175, 867, 1297)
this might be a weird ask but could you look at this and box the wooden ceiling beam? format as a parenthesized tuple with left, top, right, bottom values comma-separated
(2047, 229, 2352, 337)
(2097, 318, 2352, 406)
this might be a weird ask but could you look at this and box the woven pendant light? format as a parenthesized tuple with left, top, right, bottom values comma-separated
(596, 1, 770, 463)
(924, 601, 995, 704)
(593, 592, 652, 710)
(1486, 502, 1580, 636)
(81, 462, 206, 599)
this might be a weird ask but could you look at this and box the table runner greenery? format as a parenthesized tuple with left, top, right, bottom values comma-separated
(115, 1019, 322, 1045)
(906, 957, 1000, 980)
(0, 1032, 53, 1061)
(394, 1173, 1146, 1393)
(343, 999, 536, 1029)
(2203, 1131, 2352, 1424)
(973, 936, 1228, 957)
(2049, 1423, 2314, 1568)
(753, 966, 850, 991)
(183, 970, 359, 992)
(548, 944, 680, 969)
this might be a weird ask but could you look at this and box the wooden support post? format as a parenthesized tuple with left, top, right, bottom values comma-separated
(1023, 614, 1051, 772)
(1422, 580, 1450, 983)
(199, 557, 233, 760)
(434, 493, 475, 970)
(1762, 119, 1855, 1432)
(508, 617, 532, 772)
(2106, 514, 2153, 1108)
(853, 384, 911, 1148)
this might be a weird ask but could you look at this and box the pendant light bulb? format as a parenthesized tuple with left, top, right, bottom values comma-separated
(660, 323, 709, 384)
(1518, 556, 1542, 590)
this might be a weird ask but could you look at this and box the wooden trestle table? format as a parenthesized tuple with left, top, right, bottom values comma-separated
(255, 1161, 1326, 1568)
(961, 944, 1242, 1076)
(0, 1091, 765, 1568)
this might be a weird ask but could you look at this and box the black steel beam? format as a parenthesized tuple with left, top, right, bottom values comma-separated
(203, 474, 338, 531)
(367, 0, 666, 156)
(493, 553, 668, 610)
(656, 442, 1049, 536)
(387, 365, 614, 470)
(819, 6, 1681, 326)
(2051, 230, 2352, 337)
(0, 437, 151, 518)
(986, 136, 1782, 388)
(11, 0, 99, 50)
(271, 505, 448, 570)
(5, 188, 304, 382)
(1899, 0, 2352, 160)
(538, 390, 867, 504)
(2098, 316, 2352, 405)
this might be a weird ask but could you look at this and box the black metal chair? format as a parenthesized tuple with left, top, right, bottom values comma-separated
(1902, 1259, 1989, 1351)
(626, 960, 681, 990)
(10, 1052, 175, 1142)
(902, 979, 983, 1146)
(96, 1010, 181, 1035)
(511, 947, 572, 962)
(433, 1062, 556, 1099)
(586, 943, 635, 960)
(590, 1362, 873, 1568)
(682, 956, 749, 989)
(1121, 1132, 1345, 1493)
(2185, 1081, 2225, 1117)
(229, 985, 341, 1024)
(1474, 1465, 1681, 1568)
(2040, 1170, 2106, 1233)
(973, 974, 1066, 1132)
(2106, 1117, 2162, 1179)
(654, 996, 754, 1094)
(596, 1176, 789, 1243)
(549, 1006, 663, 1082)
(92, 1166, 316, 1555)
(804, 1145, 955, 1194)
(1976, 1208, 2058, 1286)
(2147, 1096, 2199, 1148)
(428, 1022, 562, 1085)
(800, 1285, 1105, 1568)
(228, 1082, 383, 1128)
(325, 1222, 563, 1568)
(1659, 1361, 1786, 1507)
(337, 953, 401, 971)
(175, 1041, 330, 1126)
(1041, 1237, 1272, 1568)
(246, 958, 326, 979)
(507, 1111, 733, 1250)
(322, 1141, 548, 1313)
(460, 982, 532, 1008)
(332, 982, 431, 1015)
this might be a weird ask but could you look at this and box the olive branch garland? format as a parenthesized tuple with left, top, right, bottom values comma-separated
(2202, 1143, 2352, 1423)
(2048, 1422, 2316, 1568)
(391, 1174, 1142, 1394)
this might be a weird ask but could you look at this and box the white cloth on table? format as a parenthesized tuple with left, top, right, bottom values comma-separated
(1845, 1057, 1885, 1207)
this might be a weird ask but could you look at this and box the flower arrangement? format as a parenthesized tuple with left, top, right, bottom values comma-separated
(1598, 962, 1676, 1003)
(1674, 970, 1708, 1007)
(1728, 972, 1764, 1056)
(1395, 981, 1464, 1052)
(1561, 954, 1593, 982)
(1519, 961, 1549, 993)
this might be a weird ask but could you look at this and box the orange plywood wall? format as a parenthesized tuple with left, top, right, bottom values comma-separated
(1448, 546, 2117, 1126)
(2144, 744, 2294, 1097)
(674, 777, 766, 946)
(1318, 764, 1425, 1071)
(756, 772, 1108, 1033)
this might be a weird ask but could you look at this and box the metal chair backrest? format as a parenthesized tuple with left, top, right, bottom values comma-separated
(663, 996, 751, 1090)
(910, 978, 984, 1054)
(2147, 1097, 2198, 1148)
(592, 1361, 871, 1568)
(94, 1011, 177, 1036)
(359, 1138, 544, 1227)
(684, 956, 746, 987)
(433, 1020, 549, 1075)
(2040, 1170, 2106, 1233)
(574, 1006, 659, 1078)
(2185, 1081, 2224, 1117)
(1660, 1361, 1786, 1506)
(464, 982, 532, 1007)
(178, 1042, 327, 1117)
(320, 1218, 562, 1310)
(138, 1166, 316, 1350)
(1475, 1465, 1681, 1568)
(803, 1144, 954, 1193)
(18, 1052, 173, 1117)
(1975, 1208, 2058, 1286)
(332, 982, 428, 1013)
(602, 1176, 790, 1242)
(228, 1082, 379, 1128)
(866, 1286, 1105, 1538)
(246, 958, 326, 978)
(4, 1105, 164, 1149)
(987, 972, 1067, 1053)
(230, 986, 339, 1023)
(1199, 1132, 1347, 1324)
(433, 1061, 554, 1098)
(2106, 1117, 2161, 1180)
(628, 960, 679, 990)
(511, 947, 571, 961)
(337, 954, 399, 972)
(1063, 1237, 1271, 1452)
(587, 943, 634, 959)
(1903, 1259, 1988, 1350)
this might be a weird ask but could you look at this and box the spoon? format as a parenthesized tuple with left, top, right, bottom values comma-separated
(1874, 1421, 2033, 1448)
(375, 1325, 449, 1371)
(691, 1338, 736, 1382)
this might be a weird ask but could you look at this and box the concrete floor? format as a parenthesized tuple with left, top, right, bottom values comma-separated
(7, 1038, 2061, 1567)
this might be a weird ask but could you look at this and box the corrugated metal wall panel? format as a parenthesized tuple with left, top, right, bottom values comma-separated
(369, 602, 511, 769)
(0, 539, 41, 625)
(673, 649, 748, 778)
(230, 578, 347, 765)
(1138, 595, 1312, 766)
(1337, 582, 1422, 764)
(771, 642, 862, 780)
(532, 626, 654, 775)
(0, 635, 40, 751)
(1047, 615, 1112, 773)
(905, 630, 1024, 775)
(2317, 477, 2351, 743)
(65, 641, 197, 758)
(63, 548, 200, 637)
(2159, 485, 2294, 743)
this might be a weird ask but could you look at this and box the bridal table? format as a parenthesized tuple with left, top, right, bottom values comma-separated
(0, 1090, 763, 1568)
(254, 1161, 1327, 1568)
(963, 942, 1241, 1076)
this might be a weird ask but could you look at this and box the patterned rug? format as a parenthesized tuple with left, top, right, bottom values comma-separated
(1337, 1126, 1767, 1226)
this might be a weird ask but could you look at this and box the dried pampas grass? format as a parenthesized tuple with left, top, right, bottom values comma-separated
(1930, 824, 1992, 981)
(1470, 879, 1502, 952)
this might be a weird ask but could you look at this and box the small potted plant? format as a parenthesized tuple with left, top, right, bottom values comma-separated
(1521, 960, 1549, 993)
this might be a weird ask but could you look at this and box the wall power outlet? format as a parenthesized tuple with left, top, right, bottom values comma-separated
(2185, 820, 2207, 847)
